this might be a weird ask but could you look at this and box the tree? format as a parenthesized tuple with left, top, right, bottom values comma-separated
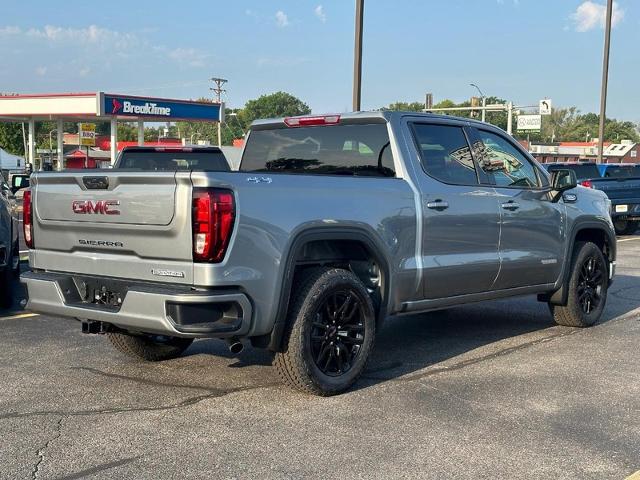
(243, 91, 311, 124)
(0, 122, 24, 155)
(384, 101, 425, 112)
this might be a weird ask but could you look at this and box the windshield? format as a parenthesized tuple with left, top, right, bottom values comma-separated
(117, 151, 230, 171)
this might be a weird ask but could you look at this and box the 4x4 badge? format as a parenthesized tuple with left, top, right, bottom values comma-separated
(247, 177, 272, 184)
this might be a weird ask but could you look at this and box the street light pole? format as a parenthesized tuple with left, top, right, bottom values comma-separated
(597, 0, 613, 163)
(470, 83, 486, 122)
(352, 0, 364, 111)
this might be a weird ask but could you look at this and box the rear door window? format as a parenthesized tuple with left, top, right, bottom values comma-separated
(410, 123, 478, 185)
(240, 123, 395, 177)
(603, 166, 637, 178)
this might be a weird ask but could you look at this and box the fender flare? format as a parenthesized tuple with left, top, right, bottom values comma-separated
(545, 220, 616, 306)
(266, 227, 391, 352)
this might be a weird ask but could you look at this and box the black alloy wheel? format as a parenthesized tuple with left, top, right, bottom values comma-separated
(576, 255, 605, 315)
(309, 291, 366, 376)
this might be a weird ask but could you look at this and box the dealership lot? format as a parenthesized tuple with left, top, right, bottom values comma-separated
(1, 238, 639, 479)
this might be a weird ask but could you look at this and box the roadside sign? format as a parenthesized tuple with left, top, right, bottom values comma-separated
(78, 123, 96, 146)
(517, 114, 542, 131)
(539, 99, 552, 115)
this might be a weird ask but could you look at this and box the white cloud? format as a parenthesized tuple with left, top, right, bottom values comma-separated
(0, 24, 212, 71)
(35, 66, 47, 76)
(275, 11, 289, 28)
(571, 1, 624, 32)
(0, 26, 21, 35)
(314, 5, 327, 23)
(168, 47, 211, 68)
(24, 24, 137, 50)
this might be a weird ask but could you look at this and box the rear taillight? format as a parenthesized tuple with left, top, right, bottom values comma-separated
(23, 189, 34, 249)
(580, 180, 593, 188)
(192, 188, 235, 263)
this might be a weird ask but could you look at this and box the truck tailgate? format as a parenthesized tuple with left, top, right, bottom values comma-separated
(592, 177, 640, 201)
(30, 171, 195, 284)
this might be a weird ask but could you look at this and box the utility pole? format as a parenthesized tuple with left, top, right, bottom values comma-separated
(597, 0, 613, 163)
(210, 77, 227, 147)
(352, 0, 364, 111)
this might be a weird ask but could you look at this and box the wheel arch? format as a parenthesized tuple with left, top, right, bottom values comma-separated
(265, 227, 391, 352)
(543, 221, 615, 306)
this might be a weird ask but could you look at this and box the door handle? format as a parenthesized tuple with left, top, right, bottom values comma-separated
(501, 201, 520, 211)
(426, 200, 449, 211)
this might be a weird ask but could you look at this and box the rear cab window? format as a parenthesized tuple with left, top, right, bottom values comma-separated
(602, 166, 638, 178)
(546, 164, 600, 181)
(117, 150, 230, 171)
(240, 123, 395, 177)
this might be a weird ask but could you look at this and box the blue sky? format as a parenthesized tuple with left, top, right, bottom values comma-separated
(0, 1, 638, 121)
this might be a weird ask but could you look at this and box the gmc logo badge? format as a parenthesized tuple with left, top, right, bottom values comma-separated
(72, 200, 121, 215)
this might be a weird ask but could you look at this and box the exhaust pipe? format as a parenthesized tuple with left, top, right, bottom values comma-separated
(226, 338, 244, 355)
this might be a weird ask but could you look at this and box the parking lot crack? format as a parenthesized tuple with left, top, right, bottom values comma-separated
(396, 328, 582, 383)
(1, 382, 280, 422)
(31, 415, 64, 480)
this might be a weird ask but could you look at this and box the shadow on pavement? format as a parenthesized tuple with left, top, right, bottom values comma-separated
(3, 270, 639, 395)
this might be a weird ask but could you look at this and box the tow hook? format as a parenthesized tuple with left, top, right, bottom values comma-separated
(81, 320, 111, 334)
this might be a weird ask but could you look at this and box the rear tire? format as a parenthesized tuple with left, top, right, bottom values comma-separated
(274, 267, 376, 396)
(107, 332, 193, 361)
(613, 219, 638, 236)
(549, 241, 608, 327)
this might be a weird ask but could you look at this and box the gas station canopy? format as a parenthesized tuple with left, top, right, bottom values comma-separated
(0, 92, 224, 168)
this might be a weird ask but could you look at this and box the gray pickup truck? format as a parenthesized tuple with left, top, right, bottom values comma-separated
(22, 112, 616, 395)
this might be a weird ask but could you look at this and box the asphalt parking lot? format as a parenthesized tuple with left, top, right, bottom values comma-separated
(1, 234, 640, 479)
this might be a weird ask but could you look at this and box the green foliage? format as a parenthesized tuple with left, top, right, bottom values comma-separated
(0, 122, 25, 155)
(384, 98, 639, 144)
(384, 101, 425, 112)
(243, 91, 311, 124)
(529, 108, 640, 143)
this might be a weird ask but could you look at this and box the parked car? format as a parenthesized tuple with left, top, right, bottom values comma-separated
(115, 146, 231, 171)
(22, 112, 616, 395)
(0, 177, 20, 308)
(544, 162, 640, 235)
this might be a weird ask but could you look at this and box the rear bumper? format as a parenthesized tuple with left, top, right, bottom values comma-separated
(21, 271, 252, 338)
(610, 200, 640, 220)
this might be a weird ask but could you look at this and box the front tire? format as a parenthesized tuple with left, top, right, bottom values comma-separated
(549, 241, 608, 327)
(274, 267, 376, 396)
(107, 332, 194, 361)
(613, 219, 638, 236)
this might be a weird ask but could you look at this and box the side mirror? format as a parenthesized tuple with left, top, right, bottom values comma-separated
(11, 175, 29, 193)
(550, 169, 577, 192)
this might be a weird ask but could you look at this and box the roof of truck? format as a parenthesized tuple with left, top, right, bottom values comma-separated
(250, 110, 490, 129)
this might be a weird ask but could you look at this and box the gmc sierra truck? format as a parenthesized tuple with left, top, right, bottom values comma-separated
(22, 112, 616, 396)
